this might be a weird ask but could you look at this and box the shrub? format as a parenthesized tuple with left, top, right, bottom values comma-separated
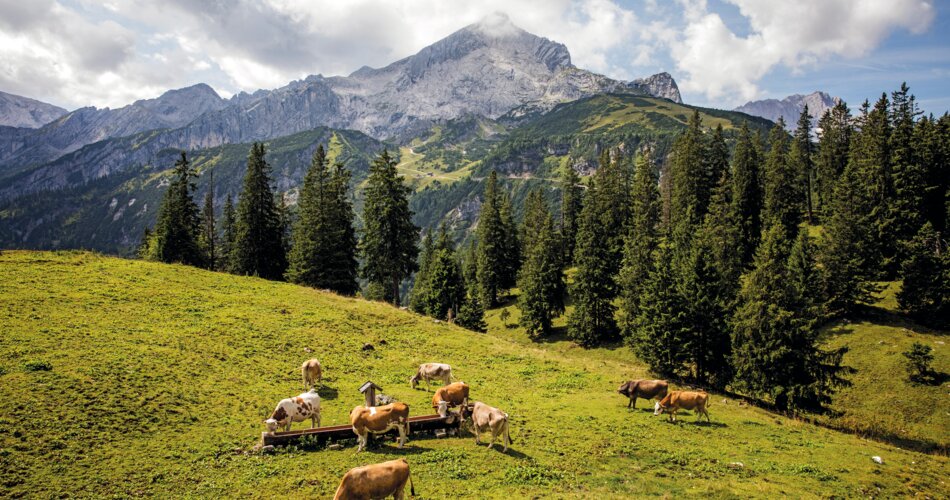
(902, 342, 935, 384)
(23, 360, 52, 372)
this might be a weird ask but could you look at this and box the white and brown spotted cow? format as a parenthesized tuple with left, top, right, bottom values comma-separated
(350, 402, 410, 452)
(264, 390, 321, 432)
(333, 458, 415, 500)
(410, 362, 453, 391)
(461, 402, 512, 452)
(301, 358, 322, 389)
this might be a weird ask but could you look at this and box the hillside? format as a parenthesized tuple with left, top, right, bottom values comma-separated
(1, 251, 947, 498)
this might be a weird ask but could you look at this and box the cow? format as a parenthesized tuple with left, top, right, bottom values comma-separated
(617, 379, 669, 409)
(654, 390, 710, 422)
(301, 358, 322, 389)
(264, 390, 321, 432)
(432, 382, 469, 414)
(461, 402, 512, 452)
(409, 363, 453, 391)
(333, 458, 415, 500)
(350, 402, 411, 452)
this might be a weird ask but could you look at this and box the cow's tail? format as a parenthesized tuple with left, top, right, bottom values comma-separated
(504, 413, 513, 445)
(409, 473, 415, 497)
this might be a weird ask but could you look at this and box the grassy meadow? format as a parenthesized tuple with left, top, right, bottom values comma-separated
(1, 251, 948, 498)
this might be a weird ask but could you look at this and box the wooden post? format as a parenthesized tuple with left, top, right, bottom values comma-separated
(359, 381, 382, 407)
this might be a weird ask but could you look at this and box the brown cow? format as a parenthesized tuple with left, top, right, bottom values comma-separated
(333, 458, 415, 500)
(350, 402, 410, 452)
(461, 402, 511, 452)
(654, 390, 710, 422)
(617, 379, 669, 409)
(432, 382, 469, 415)
(301, 358, 322, 389)
(409, 362, 453, 391)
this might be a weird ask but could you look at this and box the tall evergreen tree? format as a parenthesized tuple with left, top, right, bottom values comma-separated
(361, 149, 419, 305)
(732, 224, 850, 411)
(916, 115, 949, 236)
(814, 102, 852, 213)
(518, 189, 566, 339)
(619, 153, 660, 337)
(596, 148, 631, 272)
(499, 190, 521, 290)
(232, 142, 287, 280)
(897, 223, 949, 328)
(409, 229, 435, 313)
(857, 95, 895, 276)
(476, 171, 508, 307)
(889, 83, 925, 265)
(762, 118, 800, 239)
(219, 194, 236, 272)
(153, 151, 202, 266)
(419, 225, 466, 320)
(633, 244, 691, 376)
(199, 169, 216, 270)
(789, 105, 815, 222)
(732, 124, 763, 267)
(669, 110, 710, 234)
(706, 124, 730, 198)
(559, 162, 583, 265)
(286, 146, 359, 294)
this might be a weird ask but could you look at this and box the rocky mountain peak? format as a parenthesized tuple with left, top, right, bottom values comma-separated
(0, 91, 69, 128)
(630, 72, 682, 103)
(734, 90, 841, 129)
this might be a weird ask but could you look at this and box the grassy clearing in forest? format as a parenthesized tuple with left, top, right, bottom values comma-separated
(0, 251, 947, 498)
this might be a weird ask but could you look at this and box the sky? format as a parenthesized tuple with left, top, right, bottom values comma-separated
(0, 0, 947, 114)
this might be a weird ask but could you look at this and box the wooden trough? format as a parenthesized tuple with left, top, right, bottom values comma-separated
(261, 412, 462, 447)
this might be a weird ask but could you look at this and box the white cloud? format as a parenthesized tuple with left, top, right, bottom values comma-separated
(665, 0, 936, 105)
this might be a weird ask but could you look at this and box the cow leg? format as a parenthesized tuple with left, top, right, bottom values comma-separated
(630, 397, 637, 409)
(488, 429, 497, 450)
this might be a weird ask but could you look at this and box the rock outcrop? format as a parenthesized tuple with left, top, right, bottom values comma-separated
(0, 91, 68, 129)
(734, 91, 840, 128)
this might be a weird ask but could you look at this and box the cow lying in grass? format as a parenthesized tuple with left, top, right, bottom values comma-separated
(654, 390, 710, 422)
(350, 402, 410, 452)
(432, 381, 469, 415)
(333, 458, 415, 500)
(617, 379, 669, 409)
(461, 402, 511, 452)
(264, 390, 321, 432)
(410, 362, 453, 390)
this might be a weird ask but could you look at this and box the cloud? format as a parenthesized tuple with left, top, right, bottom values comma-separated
(664, 0, 936, 105)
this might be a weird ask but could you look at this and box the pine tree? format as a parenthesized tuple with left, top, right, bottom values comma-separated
(153, 151, 202, 266)
(421, 225, 466, 320)
(857, 95, 895, 276)
(476, 171, 507, 307)
(219, 194, 236, 272)
(232, 142, 287, 280)
(762, 118, 800, 239)
(559, 162, 583, 265)
(595, 148, 631, 272)
(633, 244, 691, 376)
(916, 115, 949, 235)
(456, 280, 487, 332)
(897, 223, 949, 328)
(138, 227, 153, 259)
(409, 229, 435, 314)
(517, 189, 566, 339)
(286, 146, 359, 294)
(789, 105, 815, 222)
(889, 83, 925, 266)
(567, 170, 618, 346)
(706, 124, 730, 199)
(361, 149, 419, 305)
(669, 110, 710, 234)
(732, 225, 850, 411)
(732, 124, 763, 267)
(199, 169, 216, 270)
(815, 102, 852, 214)
(499, 190, 521, 290)
(619, 153, 659, 338)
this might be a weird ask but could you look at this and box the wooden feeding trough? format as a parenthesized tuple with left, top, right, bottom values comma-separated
(260, 381, 463, 448)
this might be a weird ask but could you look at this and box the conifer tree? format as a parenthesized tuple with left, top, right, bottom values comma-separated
(762, 118, 800, 239)
(559, 162, 583, 265)
(232, 142, 287, 280)
(219, 194, 236, 272)
(153, 151, 202, 266)
(456, 280, 487, 332)
(858, 95, 895, 275)
(199, 169, 216, 270)
(409, 229, 435, 314)
(476, 171, 507, 306)
(619, 153, 659, 337)
(669, 110, 710, 234)
(633, 244, 690, 376)
(897, 223, 949, 328)
(706, 124, 730, 199)
(889, 83, 925, 264)
(916, 115, 949, 235)
(731, 124, 763, 266)
(361, 149, 419, 305)
(814, 102, 852, 213)
(138, 227, 153, 259)
(286, 146, 359, 294)
(499, 190, 521, 290)
(595, 149, 631, 271)
(517, 189, 566, 339)
(789, 105, 815, 222)
(420, 225, 466, 320)
(732, 225, 850, 411)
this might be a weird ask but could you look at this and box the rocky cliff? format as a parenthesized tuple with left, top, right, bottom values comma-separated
(0, 91, 68, 129)
(734, 91, 840, 128)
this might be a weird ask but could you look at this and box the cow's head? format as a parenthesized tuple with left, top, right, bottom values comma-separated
(263, 418, 279, 432)
(409, 374, 420, 389)
(617, 381, 631, 395)
(653, 401, 666, 416)
(437, 400, 449, 417)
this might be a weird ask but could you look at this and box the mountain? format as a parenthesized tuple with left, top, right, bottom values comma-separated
(0, 91, 68, 128)
(733, 91, 840, 129)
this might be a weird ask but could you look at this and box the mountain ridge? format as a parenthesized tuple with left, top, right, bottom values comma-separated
(0, 91, 68, 129)
(734, 91, 840, 128)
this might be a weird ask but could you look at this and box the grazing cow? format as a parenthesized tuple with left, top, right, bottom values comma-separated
(432, 382, 469, 413)
(350, 402, 411, 452)
(410, 363, 453, 390)
(617, 379, 669, 409)
(333, 458, 415, 500)
(654, 390, 710, 422)
(461, 402, 512, 452)
(301, 358, 322, 389)
(264, 390, 321, 432)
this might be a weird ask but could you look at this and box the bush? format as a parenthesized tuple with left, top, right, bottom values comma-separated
(902, 342, 935, 384)
(23, 360, 52, 372)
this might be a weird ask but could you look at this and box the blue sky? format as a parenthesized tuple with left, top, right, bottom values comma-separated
(0, 0, 946, 115)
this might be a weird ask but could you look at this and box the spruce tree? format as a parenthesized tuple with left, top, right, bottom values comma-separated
(153, 151, 202, 266)
(762, 118, 800, 239)
(360, 149, 419, 305)
(499, 190, 521, 290)
(595, 148, 631, 272)
(732, 224, 850, 411)
(619, 153, 659, 338)
(286, 146, 359, 294)
(219, 194, 236, 272)
(858, 95, 895, 276)
(456, 281, 487, 332)
(409, 229, 435, 314)
(916, 115, 949, 235)
(199, 169, 216, 270)
(669, 110, 710, 234)
(559, 162, 583, 265)
(790, 105, 815, 222)
(706, 124, 730, 199)
(476, 171, 507, 306)
(815, 102, 852, 213)
(732, 124, 763, 267)
(421, 226, 466, 320)
(633, 243, 691, 376)
(232, 142, 287, 280)
(897, 223, 949, 328)
(518, 189, 566, 339)
(889, 83, 925, 265)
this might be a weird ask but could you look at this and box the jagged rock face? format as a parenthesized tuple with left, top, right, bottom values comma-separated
(629, 72, 682, 104)
(734, 91, 840, 128)
(0, 91, 68, 128)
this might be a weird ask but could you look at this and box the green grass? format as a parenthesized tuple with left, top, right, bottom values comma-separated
(1, 251, 948, 498)
(395, 146, 473, 191)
